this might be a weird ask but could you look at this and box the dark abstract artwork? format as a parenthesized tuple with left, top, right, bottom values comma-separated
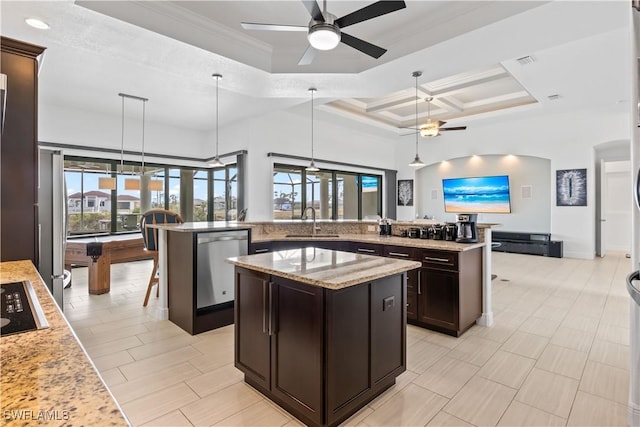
(397, 179, 414, 206)
(556, 169, 587, 206)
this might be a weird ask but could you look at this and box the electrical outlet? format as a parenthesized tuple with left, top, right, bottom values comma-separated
(367, 225, 376, 232)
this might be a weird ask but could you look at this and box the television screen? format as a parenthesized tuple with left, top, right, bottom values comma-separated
(442, 175, 511, 213)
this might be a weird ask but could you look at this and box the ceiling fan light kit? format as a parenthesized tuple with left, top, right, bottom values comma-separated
(241, 0, 406, 65)
(308, 24, 340, 50)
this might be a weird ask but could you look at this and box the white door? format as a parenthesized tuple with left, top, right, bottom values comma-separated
(604, 162, 632, 253)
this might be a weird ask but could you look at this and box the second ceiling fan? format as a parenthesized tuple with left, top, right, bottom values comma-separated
(241, 0, 406, 65)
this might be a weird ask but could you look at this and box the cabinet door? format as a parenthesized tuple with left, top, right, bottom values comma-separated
(270, 276, 324, 426)
(406, 270, 418, 321)
(384, 246, 418, 321)
(419, 268, 459, 331)
(234, 267, 271, 391)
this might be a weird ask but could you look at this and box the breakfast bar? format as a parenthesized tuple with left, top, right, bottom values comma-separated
(227, 248, 420, 427)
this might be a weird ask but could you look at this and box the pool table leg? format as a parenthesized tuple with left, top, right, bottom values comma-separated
(88, 250, 112, 295)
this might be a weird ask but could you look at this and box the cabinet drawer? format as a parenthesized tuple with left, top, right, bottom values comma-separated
(351, 242, 383, 256)
(250, 241, 272, 254)
(383, 245, 416, 260)
(419, 249, 458, 271)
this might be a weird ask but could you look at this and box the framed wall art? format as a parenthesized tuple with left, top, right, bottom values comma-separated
(556, 168, 587, 206)
(397, 179, 414, 206)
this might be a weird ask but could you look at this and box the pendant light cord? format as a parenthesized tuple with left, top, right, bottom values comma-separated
(120, 94, 125, 173)
(415, 74, 418, 155)
(216, 76, 219, 158)
(311, 88, 315, 162)
(141, 99, 146, 176)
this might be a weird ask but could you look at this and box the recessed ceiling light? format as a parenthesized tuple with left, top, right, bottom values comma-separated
(25, 18, 50, 30)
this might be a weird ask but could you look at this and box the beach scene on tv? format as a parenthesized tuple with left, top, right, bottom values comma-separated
(442, 175, 512, 214)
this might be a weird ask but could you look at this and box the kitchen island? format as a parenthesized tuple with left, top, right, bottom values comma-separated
(227, 248, 420, 427)
(0, 260, 128, 426)
(145, 222, 252, 332)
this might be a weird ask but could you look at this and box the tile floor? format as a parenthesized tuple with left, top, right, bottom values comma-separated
(63, 251, 633, 426)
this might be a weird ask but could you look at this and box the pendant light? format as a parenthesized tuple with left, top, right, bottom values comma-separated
(306, 87, 320, 172)
(98, 163, 116, 190)
(209, 73, 225, 168)
(408, 71, 425, 168)
(118, 93, 149, 190)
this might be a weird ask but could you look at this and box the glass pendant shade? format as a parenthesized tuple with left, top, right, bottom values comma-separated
(124, 178, 140, 190)
(306, 160, 320, 172)
(148, 180, 163, 191)
(98, 177, 116, 190)
(209, 156, 224, 167)
(409, 154, 425, 167)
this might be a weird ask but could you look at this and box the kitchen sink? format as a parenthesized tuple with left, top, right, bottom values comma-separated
(285, 234, 340, 238)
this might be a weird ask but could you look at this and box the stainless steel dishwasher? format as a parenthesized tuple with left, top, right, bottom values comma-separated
(196, 230, 248, 310)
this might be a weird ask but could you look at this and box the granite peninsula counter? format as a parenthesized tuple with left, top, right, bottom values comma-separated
(228, 248, 420, 427)
(0, 260, 128, 426)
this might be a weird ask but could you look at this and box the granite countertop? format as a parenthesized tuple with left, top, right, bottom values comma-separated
(0, 260, 128, 426)
(226, 248, 421, 290)
(146, 221, 253, 232)
(251, 233, 486, 252)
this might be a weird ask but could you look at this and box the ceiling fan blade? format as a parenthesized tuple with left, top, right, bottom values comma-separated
(440, 126, 467, 131)
(301, 0, 324, 22)
(298, 45, 318, 65)
(335, 1, 406, 29)
(340, 32, 386, 59)
(241, 22, 308, 32)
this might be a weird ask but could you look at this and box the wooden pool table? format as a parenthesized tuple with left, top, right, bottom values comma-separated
(65, 234, 153, 294)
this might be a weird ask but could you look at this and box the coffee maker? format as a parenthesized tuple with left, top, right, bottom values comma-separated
(456, 214, 478, 243)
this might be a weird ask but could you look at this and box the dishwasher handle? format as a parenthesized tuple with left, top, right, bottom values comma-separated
(197, 234, 248, 245)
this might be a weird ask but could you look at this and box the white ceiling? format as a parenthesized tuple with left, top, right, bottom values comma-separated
(0, 1, 632, 138)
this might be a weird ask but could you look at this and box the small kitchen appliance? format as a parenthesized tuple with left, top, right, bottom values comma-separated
(408, 228, 420, 238)
(456, 214, 478, 243)
(1, 281, 48, 336)
(379, 218, 392, 236)
(444, 223, 458, 241)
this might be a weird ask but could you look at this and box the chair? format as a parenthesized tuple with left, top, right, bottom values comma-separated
(140, 209, 184, 306)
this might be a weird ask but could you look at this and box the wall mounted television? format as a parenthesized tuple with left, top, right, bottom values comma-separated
(442, 175, 511, 213)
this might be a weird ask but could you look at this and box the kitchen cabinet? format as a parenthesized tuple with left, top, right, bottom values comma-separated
(384, 245, 418, 321)
(0, 37, 45, 264)
(416, 248, 482, 336)
(234, 263, 407, 427)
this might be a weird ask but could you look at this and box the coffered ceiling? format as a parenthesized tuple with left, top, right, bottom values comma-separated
(0, 1, 631, 139)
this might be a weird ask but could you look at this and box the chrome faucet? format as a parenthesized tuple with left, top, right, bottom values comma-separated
(302, 206, 321, 236)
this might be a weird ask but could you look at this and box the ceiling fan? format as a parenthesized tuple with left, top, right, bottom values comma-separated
(241, 0, 407, 65)
(417, 96, 467, 137)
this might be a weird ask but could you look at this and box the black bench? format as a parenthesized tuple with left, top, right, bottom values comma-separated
(492, 231, 563, 258)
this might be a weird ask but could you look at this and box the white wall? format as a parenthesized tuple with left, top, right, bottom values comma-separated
(415, 155, 551, 232)
(395, 108, 630, 259)
(39, 102, 210, 165)
(215, 109, 397, 221)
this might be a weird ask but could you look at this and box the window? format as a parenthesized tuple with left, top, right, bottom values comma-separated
(273, 166, 303, 219)
(273, 163, 382, 220)
(64, 160, 113, 235)
(64, 156, 240, 235)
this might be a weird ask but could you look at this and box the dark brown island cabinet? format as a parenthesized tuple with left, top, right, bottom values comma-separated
(251, 240, 483, 337)
(231, 250, 419, 427)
